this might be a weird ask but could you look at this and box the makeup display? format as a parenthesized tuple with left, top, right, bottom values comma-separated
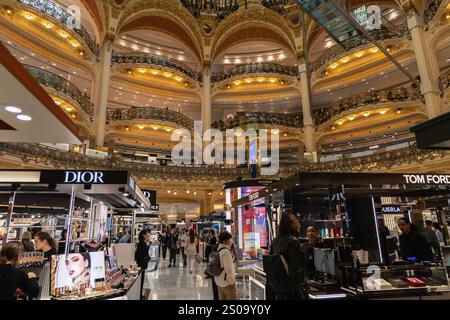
(17, 252, 45, 268)
(49, 251, 141, 300)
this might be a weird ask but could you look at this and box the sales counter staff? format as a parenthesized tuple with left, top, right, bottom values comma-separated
(302, 226, 325, 277)
(397, 218, 433, 262)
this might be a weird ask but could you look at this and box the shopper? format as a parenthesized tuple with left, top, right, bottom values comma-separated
(214, 231, 237, 300)
(423, 220, 440, 253)
(266, 213, 308, 300)
(302, 226, 324, 277)
(58, 230, 67, 254)
(206, 230, 217, 263)
(433, 222, 444, 245)
(179, 228, 188, 267)
(186, 228, 197, 273)
(21, 231, 35, 252)
(135, 230, 150, 300)
(34, 232, 57, 260)
(119, 228, 131, 243)
(378, 219, 391, 265)
(168, 229, 178, 267)
(0, 241, 40, 300)
(398, 218, 433, 262)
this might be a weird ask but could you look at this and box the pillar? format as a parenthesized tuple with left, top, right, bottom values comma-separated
(201, 66, 212, 132)
(298, 62, 317, 157)
(407, 13, 441, 118)
(93, 40, 112, 147)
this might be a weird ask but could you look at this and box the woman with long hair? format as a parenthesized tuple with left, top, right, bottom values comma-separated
(21, 231, 35, 252)
(186, 228, 197, 273)
(135, 229, 150, 300)
(34, 232, 57, 260)
(0, 242, 40, 300)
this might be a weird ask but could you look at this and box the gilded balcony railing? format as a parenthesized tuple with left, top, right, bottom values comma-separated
(180, 0, 239, 24)
(24, 64, 94, 119)
(261, 0, 290, 14)
(314, 86, 423, 126)
(0, 143, 448, 181)
(107, 107, 195, 130)
(212, 63, 298, 83)
(439, 68, 450, 93)
(111, 52, 202, 82)
(18, 0, 100, 57)
(311, 23, 410, 72)
(212, 112, 303, 130)
(424, 0, 446, 24)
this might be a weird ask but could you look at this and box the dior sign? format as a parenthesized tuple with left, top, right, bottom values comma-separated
(64, 171, 105, 184)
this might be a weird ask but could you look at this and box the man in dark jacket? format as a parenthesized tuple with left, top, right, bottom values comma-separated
(398, 218, 433, 262)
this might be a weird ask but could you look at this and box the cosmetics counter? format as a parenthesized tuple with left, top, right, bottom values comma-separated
(233, 172, 450, 300)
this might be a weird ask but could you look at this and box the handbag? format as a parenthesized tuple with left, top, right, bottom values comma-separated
(195, 254, 202, 264)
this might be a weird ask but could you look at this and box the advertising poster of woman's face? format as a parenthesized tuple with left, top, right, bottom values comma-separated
(65, 253, 90, 286)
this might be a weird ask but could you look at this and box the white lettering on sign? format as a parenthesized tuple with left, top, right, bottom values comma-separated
(64, 171, 105, 184)
(249, 192, 259, 201)
(403, 174, 450, 185)
(143, 191, 150, 199)
(382, 206, 401, 213)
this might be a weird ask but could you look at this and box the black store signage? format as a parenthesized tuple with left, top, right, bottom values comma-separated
(39, 170, 129, 184)
(142, 189, 157, 206)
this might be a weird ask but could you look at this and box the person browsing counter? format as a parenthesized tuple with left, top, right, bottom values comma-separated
(34, 232, 57, 260)
(0, 242, 40, 300)
(214, 231, 237, 300)
(135, 230, 150, 300)
(398, 218, 433, 262)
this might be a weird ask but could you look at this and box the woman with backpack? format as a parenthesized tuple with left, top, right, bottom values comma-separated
(214, 231, 237, 300)
(266, 213, 308, 300)
(186, 228, 198, 273)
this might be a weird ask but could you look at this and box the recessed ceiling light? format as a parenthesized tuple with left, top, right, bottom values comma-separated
(5, 106, 22, 113)
(17, 114, 32, 121)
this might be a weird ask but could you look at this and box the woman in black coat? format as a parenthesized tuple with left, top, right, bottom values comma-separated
(135, 230, 150, 300)
(0, 242, 40, 300)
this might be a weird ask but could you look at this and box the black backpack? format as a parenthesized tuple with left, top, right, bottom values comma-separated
(205, 247, 228, 277)
(263, 238, 308, 299)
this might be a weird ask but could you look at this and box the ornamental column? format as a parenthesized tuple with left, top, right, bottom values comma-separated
(201, 64, 212, 132)
(407, 13, 441, 118)
(298, 61, 317, 161)
(93, 39, 113, 147)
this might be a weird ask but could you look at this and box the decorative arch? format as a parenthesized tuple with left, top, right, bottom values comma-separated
(430, 24, 450, 50)
(80, 0, 106, 36)
(211, 5, 298, 62)
(116, 0, 203, 62)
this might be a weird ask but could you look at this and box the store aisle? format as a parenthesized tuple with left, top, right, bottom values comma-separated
(144, 258, 213, 300)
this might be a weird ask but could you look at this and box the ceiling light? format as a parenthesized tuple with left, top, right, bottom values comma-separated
(234, 58, 241, 64)
(187, 190, 190, 194)
(167, 190, 171, 193)
(6, 8, 12, 14)
(348, 116, 356, 121)
(153, 126, 158, 130)
(175, 76, 183, 82)
(44, 22, 52, 29)
(174, 192, 177, 195)
(330, 63, 338, 69)
(193, 192, 197, 195)
(370, 47, 379, 54)
(71, 41, 79, 48)
(355, 51, 364, 58)
(363, 112, 370, 117)
(66, 107, 73, 112)
(337, 121, 344, 125)
(379, 109, 387, 115)
(164, 72, 172, 78)
(233, 80, 241, 86)
(25, 13, 33, 20)
(17, 114, 32, 121)
(267, 55, 274, 61)
(278, 53, 286, 60)
(5, 106, 22, 113)
(256, 56, 263, 62)
(138, 125, 145, 130)
(341, 57, 350, 63)
(138, 68, 146, 74)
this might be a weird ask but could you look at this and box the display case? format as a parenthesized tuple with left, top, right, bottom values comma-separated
(342, 264, 450, 299)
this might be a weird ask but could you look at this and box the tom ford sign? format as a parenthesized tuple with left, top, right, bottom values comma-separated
(403, 174, 450, 185)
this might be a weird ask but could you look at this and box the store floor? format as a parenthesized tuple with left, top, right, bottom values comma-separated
(144, 257, 213, 300)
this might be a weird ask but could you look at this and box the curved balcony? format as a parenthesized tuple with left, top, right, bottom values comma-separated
(0, 143, 448, 181)
(18, 0, 100, 57)
(212, 63, 298, 83)
(314, 86, 423, 126)
(24, 64, 94, 119)
(311, 23, 410, 72)
(179, 0, 239, 24)
(212, 111, 303, 130)
(424, 0, 446, 24)
(440, 68, 450, 93)
(107, 107, 194, 130)
(111, 52, 202, 82)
